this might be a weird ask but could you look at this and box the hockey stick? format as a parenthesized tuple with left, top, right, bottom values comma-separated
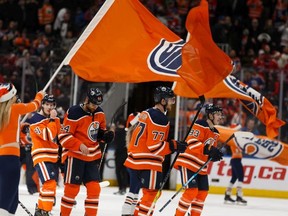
(18, 200, 33, 216)
(159, 133, 236, 213)
(146, 95, 205, 215)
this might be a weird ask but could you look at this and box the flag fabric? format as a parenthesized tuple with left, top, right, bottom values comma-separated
(174, 75, 285, 138)
(177, 0, 233, 96)
(63, 0, 184, 83)
(216, 125, 288, 166)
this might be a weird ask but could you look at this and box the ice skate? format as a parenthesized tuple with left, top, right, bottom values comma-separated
(34, 205, 53, 216)
(114, 189, 126, 195)
(224, 192, 235, 204)
(236, 195, 247, 205)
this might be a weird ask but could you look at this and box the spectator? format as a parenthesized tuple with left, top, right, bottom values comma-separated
(38, 0, 54, 28)
(242, 118, 260, 135)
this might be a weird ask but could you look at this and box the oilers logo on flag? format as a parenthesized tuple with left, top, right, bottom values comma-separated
(234, 135, 283, 160)
(224, 75, 264, 115)
(88, 122, 100, 142)
(148, 39, 185, 76)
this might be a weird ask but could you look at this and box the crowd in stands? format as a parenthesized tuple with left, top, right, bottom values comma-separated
(0, 0, 287, 140)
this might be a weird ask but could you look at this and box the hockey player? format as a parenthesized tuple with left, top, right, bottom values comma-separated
(19, 121, 40, 195)
(224, 135, 247, 205)
(29, 94, 61, 216)
(174, 104, 224, 216)
(58, 88, 114, 216)
(123, 86, 187, 216)
(0, 83, 44, 215)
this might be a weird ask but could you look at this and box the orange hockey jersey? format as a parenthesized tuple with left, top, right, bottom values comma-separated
(58, 105, 107, 162)
(174, 120, 220, 175)
(0, 93, 42, 157)
(20, 122, 32, 146)
(30, 113, 61, 166)
(124, 108, 172, 172)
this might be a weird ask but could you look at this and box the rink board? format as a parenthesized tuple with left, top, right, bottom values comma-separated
(103, 150, 288, 198)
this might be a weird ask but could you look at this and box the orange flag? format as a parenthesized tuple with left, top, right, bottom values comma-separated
(177, 0, 233, 96)
(174, 75, 285, 138)
(63, 0, 184, 83)
(216, 126, 288, 166)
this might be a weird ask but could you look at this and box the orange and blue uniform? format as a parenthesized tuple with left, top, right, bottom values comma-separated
(58, 104, 107, 216)
(29, 112, 61, 212)
(124, 108, 173, 215)
(174, 120, 220, 216)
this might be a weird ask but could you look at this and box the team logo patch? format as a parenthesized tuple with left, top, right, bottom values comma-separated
(147, 39, 185, 76)
(88, 122, 100, 142)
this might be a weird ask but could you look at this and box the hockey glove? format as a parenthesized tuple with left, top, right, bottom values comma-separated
(103, 130, 115, 143)
(204, 145, 223, 162)
(169, 140, 187, 153)
(21, 125, 30, 134)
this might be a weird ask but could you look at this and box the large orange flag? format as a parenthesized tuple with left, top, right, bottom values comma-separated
(63, 0, 184, 82)
(216, 126, 288, 166)
(174, 75, 286, 138)
(177, 0, 233, 96)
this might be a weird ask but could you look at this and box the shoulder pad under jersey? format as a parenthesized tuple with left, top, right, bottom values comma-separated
(29, 112, 46, 124)
(146, 108, 169, 126)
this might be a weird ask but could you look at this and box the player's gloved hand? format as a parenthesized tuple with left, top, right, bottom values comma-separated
(169, 140, 187, 153)
(21, 124, 30, 134)
(204, 145, 223, 162)
(103, 130, 114, 143)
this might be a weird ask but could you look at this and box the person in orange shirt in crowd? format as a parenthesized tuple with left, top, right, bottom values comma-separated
(124, 86, 187, 216)
(0, 83, 44, 215)
(29, 94, 61, 216)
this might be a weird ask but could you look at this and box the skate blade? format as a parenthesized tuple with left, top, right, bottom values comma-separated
(224, 201, 236, 205)
(236, 202, 247, 206)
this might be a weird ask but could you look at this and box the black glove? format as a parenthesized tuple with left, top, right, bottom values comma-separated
(169, 140, 187, 153)
(204, 145, 223, 162)
(103, 130, 114, 143)
(21, 125, 30, 134)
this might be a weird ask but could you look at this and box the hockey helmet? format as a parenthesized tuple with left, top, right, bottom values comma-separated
(154, 86, 175, 104)
(87, 88, 103, 105)
(205, 104, 222, 115)
(42, 94, 56, 105)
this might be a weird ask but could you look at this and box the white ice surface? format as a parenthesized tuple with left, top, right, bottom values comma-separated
(17, 184, 288, 216)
